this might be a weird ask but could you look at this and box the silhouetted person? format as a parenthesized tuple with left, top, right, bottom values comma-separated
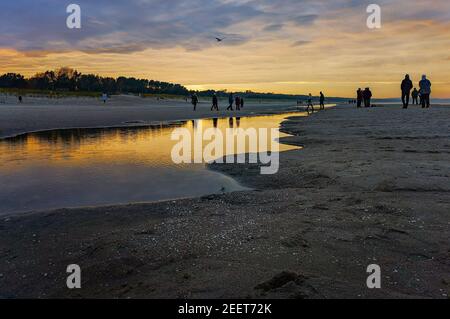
(419, 75, 431, 108)
(319, 92, 325, 110)
(191, 93, 199, 111)
(357, 88, 363, 108)
(363, 88, 372, 108)
(412, 88, 419, 105)
(306, 93, 314, 112)
(235, 96, 241, 111)
(401, 74, 413, 109)
(227, 93, 234, 110)
(240, 97, 244, 108)
(211, 93, 219, 111)
(18, 95, 23, 103)
(102, 93, 108, 104)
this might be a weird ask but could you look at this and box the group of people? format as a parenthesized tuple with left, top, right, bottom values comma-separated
(191, 74, 433, 113)
(226, 93, 244, 111)
(190, 93, 245, 112)
(355, 74, 432, 109)
(193, 91, 329, 113)
(401, 74, 432, 109)
(356, 88, 373, 108)
(298, 92, 326, 113)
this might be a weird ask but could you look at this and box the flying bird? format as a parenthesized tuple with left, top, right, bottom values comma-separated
(215, 37, 225, 42)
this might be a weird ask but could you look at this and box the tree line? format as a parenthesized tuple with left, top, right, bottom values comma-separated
(0, 67, 317, 100)
(0, 67, 190, 96)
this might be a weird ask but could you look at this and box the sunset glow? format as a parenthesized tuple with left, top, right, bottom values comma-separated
(1, 0, 449, 98)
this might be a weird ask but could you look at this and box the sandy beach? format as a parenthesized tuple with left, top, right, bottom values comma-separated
(0, 95, 300, 139)
(0, 102, 449, 299)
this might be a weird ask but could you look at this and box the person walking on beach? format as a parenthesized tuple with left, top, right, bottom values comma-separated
(191, 93, 199, 111)
(363, 88, 372, 108)
(401, 74, 413, 109)
(227, 93, 234, 111)
(211, 93, 219, 111)
(319, 92, 325, 110)
(419, 75, 432, 108)
(412, 88, 419, 105)
(240, 97, 244, 109)
(306, 93, 314, 112)
(18, 95, 23, 103)
(357, 88, 363, 108)
(235, 96, 241, 111)
(102, 93, 108, 104)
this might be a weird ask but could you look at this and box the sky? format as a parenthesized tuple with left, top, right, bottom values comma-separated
(0, 0, 449, 98)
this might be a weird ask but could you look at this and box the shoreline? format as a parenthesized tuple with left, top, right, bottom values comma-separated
(0, 107, 307, 141)
(0, 109, 308, 217)
(0, 96, 304, 140)
(0, 103, 449, 298)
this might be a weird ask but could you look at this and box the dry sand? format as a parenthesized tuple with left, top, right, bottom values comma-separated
(0, 103, 449, 299)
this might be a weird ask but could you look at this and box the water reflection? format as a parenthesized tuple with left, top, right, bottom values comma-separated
(0, 113, 304, 215)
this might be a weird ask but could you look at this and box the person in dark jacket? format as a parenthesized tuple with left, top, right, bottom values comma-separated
(211, 93, 219, 111)
(419, 75, 432, 108)
(363, 88, 372, 108)
(227, 93, 234, 111)
(191, 93, 199, 111)
(357, 88, 363, 108)
(319, 91, 325, 110)
(306, 93, 314, 113)
(411, 88, 419, 105)
(401, 74, 413, 109)
(235, 96, 241, 111)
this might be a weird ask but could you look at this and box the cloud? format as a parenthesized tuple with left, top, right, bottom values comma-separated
(2, 0, 448, 55)
(263, 24, 284, 32)
(0, 0, 264, 54)
(1, 0, 450, 98)
(292, 40, 311, 47)
(290, 14, 318, 26)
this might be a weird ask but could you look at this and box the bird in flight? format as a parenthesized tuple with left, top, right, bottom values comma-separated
(215, 37, 225, 42)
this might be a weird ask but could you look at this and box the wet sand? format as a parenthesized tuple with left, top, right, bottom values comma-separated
(0, 95, 299, 139)
(0, 103, 449, 299)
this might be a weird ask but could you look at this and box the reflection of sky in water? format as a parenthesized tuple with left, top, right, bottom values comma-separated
(0, 113, 303, 215)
